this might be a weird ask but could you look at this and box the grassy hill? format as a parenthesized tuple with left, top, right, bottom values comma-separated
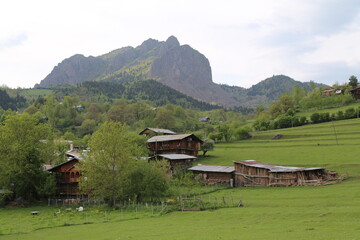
(1, 118, 359, 239)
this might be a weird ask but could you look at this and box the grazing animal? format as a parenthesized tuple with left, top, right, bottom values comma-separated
(76, 206, 84, 212)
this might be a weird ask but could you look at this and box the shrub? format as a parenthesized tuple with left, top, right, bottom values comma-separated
(337, 110, 344, 120)
(252, 118, 271, 131)
(235, 127, 252, 140)
(310, 113, 321, 123)
(344, 108, 356, 119)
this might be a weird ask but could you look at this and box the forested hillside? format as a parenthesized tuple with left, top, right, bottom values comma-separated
(0, 89, 26, 110)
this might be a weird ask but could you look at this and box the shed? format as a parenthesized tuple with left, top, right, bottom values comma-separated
(188, 164, 235, 186)
(233, 160, 335, 187)
(151, 154, 196, 171)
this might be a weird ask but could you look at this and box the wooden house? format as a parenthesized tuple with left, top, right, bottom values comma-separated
(188, 164, 235, 186)
(322, 88, 335, 97)
(47, 150, 82, 196)
(233, 160, 337, 187)
(199, 116, 211, 123)
(139, 128, 176, 137)
(350, 87, 360, 100)
(147, 134, 203, 157)
(150, 154, 197, 171)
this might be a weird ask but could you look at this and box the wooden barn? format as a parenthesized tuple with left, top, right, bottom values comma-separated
(234, 160, 338, 187)
(147, 134, 203, 156)
(188, 164, 235, 186)
(139, 128, 176, 137)
(47, 150, 82, 196)
(150, 154, 197, 171)
(350, 87, 360, 100)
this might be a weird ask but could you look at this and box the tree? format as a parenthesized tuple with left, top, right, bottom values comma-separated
(126, 160, 170, 202)
(201, 139, 215, 156)
(349, 75, 358, 88)
(0, 114, 55, 201)
(292, 85, 306, 105)
(217, 123, 232, 142)
(79, 121, 147, 206)
(234, 127, 252, 140)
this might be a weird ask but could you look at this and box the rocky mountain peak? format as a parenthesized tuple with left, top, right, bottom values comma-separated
(165, 35, 180, 49)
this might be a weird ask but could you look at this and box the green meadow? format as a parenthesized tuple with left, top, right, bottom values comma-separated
(1, 118, 360, 239)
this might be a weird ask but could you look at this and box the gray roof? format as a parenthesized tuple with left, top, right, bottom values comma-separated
(148, 128, 176, 134)
(139, 128, 176, 135)
(148, 134, 198, 143)
(234, 160, 323, 173)
(158, 154, 197, 160)
(189, 164, 235, 173)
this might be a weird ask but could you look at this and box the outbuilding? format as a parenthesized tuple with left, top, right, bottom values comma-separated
(188, 164, 235, 186)
(150, 154, 196, 171)
(233, 160, 337, 187)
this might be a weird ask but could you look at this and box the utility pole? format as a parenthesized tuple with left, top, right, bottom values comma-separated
(332, 121, 339, 145)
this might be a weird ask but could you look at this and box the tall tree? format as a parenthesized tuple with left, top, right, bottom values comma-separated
(80, 121, 146, 206)
(0, 114, 55, 201)
(349, 75, 358, 88)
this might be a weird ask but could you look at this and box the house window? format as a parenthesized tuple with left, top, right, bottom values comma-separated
(71, 172, 74, 178)
(76, 172, 80, 178)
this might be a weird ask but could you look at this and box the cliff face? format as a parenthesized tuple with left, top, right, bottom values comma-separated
(39, 54, 107, 86)
(38, 36, 240, 106)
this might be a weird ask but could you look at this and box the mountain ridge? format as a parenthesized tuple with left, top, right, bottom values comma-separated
(37, 36, 326, 107)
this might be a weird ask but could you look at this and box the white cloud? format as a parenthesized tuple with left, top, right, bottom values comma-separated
(1, 0, 360, 88)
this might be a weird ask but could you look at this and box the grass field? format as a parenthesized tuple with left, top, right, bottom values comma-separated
(1, 118, 360, 239)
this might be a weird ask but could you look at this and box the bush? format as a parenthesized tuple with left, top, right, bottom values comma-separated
(337, 111, 344, 120)
(252, 118, 271, 131)
(344, 108, 356, 119)
(234, 127, 252, 140)
(310, 113, 321, 123)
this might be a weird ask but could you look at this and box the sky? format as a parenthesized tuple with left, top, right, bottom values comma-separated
(1, 0, 360, 89)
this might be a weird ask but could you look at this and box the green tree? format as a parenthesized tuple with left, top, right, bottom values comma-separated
(234, 127, 252, 140)
(269, 95, 295, 118)
(79, 121, 146, 206)
(0, 114, 55, 201)
(292, 85, 306, 105)
(201, 139, 215, 156)
(217, 123, 232, 142)
(349, 75, 358, 88)
(126, 160, 170, 202)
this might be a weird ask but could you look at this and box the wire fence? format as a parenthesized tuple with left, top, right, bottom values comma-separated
(47, 195, 244, 212)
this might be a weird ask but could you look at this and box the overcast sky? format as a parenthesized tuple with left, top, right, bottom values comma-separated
(1, 0, 360, 89)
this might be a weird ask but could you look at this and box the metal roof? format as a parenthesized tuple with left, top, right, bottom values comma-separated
(234, 160, 323, 173)
(157, 154, 197, 160)
(148, 128, 176, 134)
(189, 164, 235, 173)
(139, 128, 176, 135)
(147, 134, 202, 143)
(66, 150, 82, 160)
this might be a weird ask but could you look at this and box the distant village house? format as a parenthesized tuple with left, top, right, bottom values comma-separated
(350, 87, 360, 100)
